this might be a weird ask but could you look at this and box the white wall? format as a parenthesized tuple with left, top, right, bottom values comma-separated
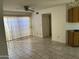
(32, 13, 43, 37)
(32, 4, 67, 43)
(51, 5, 67, 43)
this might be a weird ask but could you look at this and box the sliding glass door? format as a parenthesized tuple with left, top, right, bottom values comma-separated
(4, 16, 31, 40)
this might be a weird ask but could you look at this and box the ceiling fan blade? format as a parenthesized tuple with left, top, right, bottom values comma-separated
(24, 6, 35, 12)
(28, 9, 35, 12)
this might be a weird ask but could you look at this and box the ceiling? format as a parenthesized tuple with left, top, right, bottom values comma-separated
(3, 0, 74, 12)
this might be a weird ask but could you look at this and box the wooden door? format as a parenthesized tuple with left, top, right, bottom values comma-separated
(67, 31, 74, 46)
(73, 7, 79, 22)
(74, 32, 79, 46)
(68, 8, 73, 22)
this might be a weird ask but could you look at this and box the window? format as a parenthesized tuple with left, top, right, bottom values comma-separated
(4, 16, 31, 40)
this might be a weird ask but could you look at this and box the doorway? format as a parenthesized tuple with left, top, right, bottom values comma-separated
(42, 14, 52, 38)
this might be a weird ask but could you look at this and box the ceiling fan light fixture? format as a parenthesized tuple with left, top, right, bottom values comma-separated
(68, 0, 79, 8)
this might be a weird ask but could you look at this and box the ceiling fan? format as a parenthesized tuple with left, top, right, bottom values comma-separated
(24, 6, 35, 12)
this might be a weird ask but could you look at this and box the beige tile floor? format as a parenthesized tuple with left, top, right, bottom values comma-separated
(7, 36, 79, 59)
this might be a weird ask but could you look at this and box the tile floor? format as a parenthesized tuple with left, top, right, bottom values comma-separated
(7, 36, 79, 59)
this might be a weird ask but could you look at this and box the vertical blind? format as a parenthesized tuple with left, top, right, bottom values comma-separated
(4, 16, 31, 40)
